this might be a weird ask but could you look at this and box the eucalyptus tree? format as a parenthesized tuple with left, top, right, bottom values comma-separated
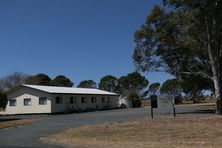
(149, 82, 161, 96)
(25, 73, 51, 86)
(51, 75, 73, 87)
(99, 75, 118, 92)
(133, 0, 222, 113)
(78, 80, 97, 88)
(117, 72, 149, 97)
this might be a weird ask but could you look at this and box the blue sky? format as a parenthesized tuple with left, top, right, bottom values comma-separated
(0, 0, 173, 86)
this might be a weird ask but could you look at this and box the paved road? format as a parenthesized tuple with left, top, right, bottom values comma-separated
(0, 104, 215, 148)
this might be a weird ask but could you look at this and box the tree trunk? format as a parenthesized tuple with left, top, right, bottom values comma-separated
(213, 76, 222, 114)
(209, 48, 222, 114)
(206, 17, 222, 114)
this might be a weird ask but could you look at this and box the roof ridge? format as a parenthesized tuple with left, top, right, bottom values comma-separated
(22, 84, 99, 89)
(20, 84, 118, 96)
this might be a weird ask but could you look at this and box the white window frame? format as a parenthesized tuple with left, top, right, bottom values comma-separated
(39, 97, 47, 105)
(9, 99, 16, 107)
(24, 98, 31, 106)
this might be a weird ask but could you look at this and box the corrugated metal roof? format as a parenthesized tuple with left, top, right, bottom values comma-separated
(22, 84, 118, 96)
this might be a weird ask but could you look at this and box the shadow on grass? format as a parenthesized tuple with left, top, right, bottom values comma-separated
(177, 109, 216, 115)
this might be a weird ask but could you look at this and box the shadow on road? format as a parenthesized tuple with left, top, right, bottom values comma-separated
(0, 118, 20, 122)
(177, 109, 216, 115)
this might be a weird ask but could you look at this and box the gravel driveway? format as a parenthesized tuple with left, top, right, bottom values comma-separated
(0, 104, 215, 148)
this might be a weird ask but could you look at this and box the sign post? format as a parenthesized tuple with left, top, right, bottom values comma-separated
(150, 95, 158, 119)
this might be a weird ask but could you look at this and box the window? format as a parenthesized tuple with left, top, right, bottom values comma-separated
(9, 99, 16, 106)
(81, 97, 86, 103)
(70, 97, 76, 104)
(55, 97, 63, 104)
(102, 97, 105, 103)
(91, 97, 96, 103)
(39, 97, 47, 105)
(24, 98, 31, 106)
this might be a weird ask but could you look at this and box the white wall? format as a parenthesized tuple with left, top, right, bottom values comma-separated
(119, 98, 132, 108)
(2, 87, 51, 115)
(0, 86, 118, 115)
(51, 94, 118, 113)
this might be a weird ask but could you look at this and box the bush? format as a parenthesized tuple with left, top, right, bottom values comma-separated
(132, 98, 142, 108)
(0, 91, 7, 110)
(175, 96, 183, 104)
(129, 92, 141, 108)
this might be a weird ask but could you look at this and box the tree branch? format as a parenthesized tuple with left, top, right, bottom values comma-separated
(180, 71, 213, 80)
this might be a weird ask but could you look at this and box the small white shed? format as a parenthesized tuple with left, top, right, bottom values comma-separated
(119, 97, 132, 108)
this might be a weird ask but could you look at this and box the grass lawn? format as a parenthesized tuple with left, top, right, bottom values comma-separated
(0, 118, 35, 129)
(41, 115, 222, 148)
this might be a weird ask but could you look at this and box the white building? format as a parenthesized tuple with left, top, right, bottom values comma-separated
(1, 84, 118, 115)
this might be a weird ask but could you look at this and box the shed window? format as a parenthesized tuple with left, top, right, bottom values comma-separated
(91, 97, 96, 103)
(102, 97, 105, 103)
(70, 97, 76, 104)
(24, 98, 31, 106)
(55, 97, 63, 104)
(81, 97, 86, 103)
(39, 97, 47, 105)
(9, 99, 16, 106)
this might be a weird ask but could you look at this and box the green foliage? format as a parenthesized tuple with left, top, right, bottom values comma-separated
(78, 80, 97, 88)
(128, 92, 141, 108)
(26, 73, 74, 87)
(25, 73, 51, 86)
(175, 96, 183, 105)
(160, 78, 181, 97)
(181, 75, 213, 101)
(51, 75, 73, 87)
(132, 1, 222, 109)
(99, 75, 118, 92)
(133, 1, 214, 75)
(117, 72, 149, 97)
(149, 82, 161, 96)
(0, 91, 7, 110)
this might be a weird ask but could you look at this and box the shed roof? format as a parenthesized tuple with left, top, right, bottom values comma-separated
(20, 84, 118, 96)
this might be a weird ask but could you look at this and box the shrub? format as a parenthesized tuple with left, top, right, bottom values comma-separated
(129, 92, 141, 108)
(0, 91, 7, 110)
(175, 96, 183, 104)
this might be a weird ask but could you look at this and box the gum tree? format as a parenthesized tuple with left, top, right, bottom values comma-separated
(133, 0, 222, 114)
(149, 82, 161, 96)
(99, 75, 118, 92)
(78, 80, 97, 88)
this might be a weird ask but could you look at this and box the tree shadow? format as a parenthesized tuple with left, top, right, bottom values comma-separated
(177, 109, 216, 115)
(0, 118, 20, 122)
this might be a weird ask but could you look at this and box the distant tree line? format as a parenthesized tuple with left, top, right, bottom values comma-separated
(0, 71, 213, 110)
(0, 71, 150, 109)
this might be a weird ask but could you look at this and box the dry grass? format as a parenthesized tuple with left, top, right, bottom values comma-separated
(0, 119, 35, 129)
(41, 115, 222, 148)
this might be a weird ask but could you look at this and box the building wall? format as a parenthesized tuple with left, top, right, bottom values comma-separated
(51, 94, 117, 113)
(2, 87, 52, 115)
(0, 87, 118, 115)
